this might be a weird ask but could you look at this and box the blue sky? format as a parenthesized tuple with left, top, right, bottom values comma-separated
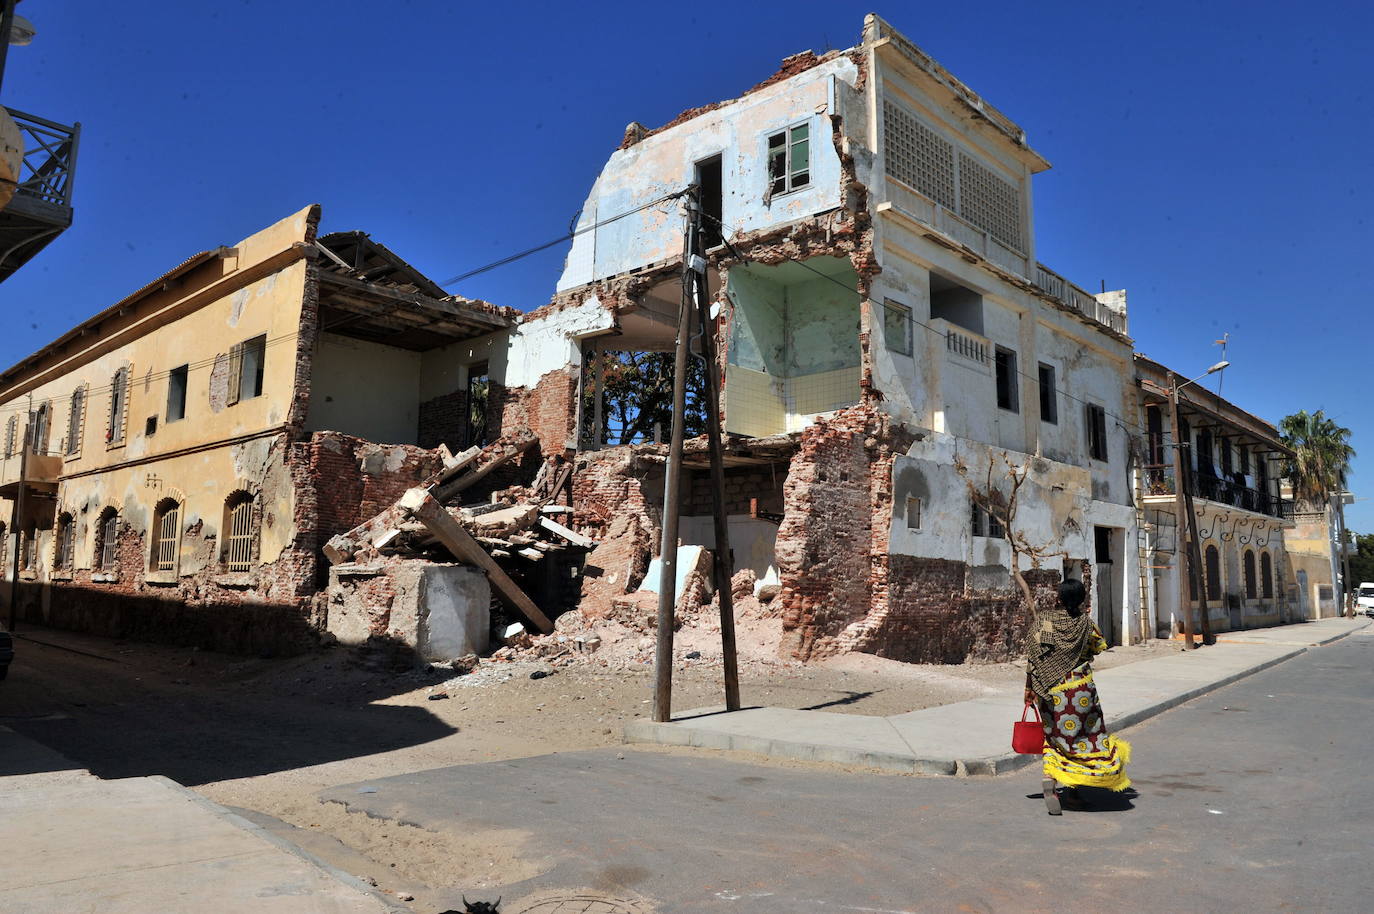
(2, 1, 1369, 529)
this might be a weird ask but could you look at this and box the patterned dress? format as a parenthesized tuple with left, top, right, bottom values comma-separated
(1039, 625, 1132, 791)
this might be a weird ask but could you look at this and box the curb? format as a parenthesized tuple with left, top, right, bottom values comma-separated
(149, 776, 412, 913)
(625, 622, 1366, 777)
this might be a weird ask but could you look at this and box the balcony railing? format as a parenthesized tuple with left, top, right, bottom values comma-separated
(1142, 465, 1294, 520)
(1035, 263, 1128, 335)
(6, 107, 80, 213)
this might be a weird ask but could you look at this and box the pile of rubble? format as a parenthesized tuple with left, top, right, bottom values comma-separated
(323, 432, 596, 638)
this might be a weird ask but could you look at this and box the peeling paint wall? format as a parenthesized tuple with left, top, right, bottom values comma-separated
(306, 332, 421, 445)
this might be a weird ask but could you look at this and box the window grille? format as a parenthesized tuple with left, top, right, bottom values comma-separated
(153, 502, 180, 572)
(56, 514, 75, 570)
(883, 100, 955, 209)
(957, 152, 1023, 252)
(224, 495, 255, 572)
(971, 504, 1004, 539)
(66, 387, 84, 455)
(99, 510, 119, 571)
(109, 367, 128, 443)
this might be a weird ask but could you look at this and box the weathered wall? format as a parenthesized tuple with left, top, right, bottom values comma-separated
(327, 561, 491, 659)
(306, 333, 420, 445)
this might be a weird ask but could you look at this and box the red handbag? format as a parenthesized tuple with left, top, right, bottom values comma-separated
(1012, 702, 1045, 755)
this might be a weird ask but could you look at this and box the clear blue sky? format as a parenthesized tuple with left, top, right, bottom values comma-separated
(2, 1, 1369, 529)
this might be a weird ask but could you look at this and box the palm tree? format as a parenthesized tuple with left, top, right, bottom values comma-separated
(1279, 409, 1356, 508)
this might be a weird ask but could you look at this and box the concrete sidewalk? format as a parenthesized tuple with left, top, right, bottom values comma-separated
(625, 617, 1368, 776)
(0, 728, 401, 914)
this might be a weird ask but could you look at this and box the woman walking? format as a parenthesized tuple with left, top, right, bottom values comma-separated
(1026, 578, 1131, 815)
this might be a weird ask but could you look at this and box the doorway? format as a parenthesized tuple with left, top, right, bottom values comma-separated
(1094, 525, 1122, 646)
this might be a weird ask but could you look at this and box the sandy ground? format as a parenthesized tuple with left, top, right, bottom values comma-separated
(0, 626, 1180, 905)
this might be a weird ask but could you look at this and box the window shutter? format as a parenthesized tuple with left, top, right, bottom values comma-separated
(227, 342, 243, 406)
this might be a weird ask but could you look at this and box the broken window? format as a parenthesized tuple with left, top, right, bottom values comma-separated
(971, 503, 1004, 539)
(108, 366, 129, 443)
(994, 347, 1018, 412)
(580, 347, 704, 448)
(1086, 403, 1108, 462)
(883, 300, 912, 356)
(696, 155, 723, 249)
(466, 361, 490, 448)
(1037, 363, 1057, 425)
(766, 122, 810, 198)
(222, 491, 256, 572)
(228, 334, 266, 405)
(96, 507, 119, 571)
(55, 513, 75, 571)
(167, 364, 188, 422)
(66, 386, 85, 455)
(151, 497, 181, 573)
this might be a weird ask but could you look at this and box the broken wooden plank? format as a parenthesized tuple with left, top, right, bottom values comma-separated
(432, 436, 536, 503)
(537, 516, 596, 550)
(438, 445, 482, 483)
(371, 529, 402, 550)
(399, 488, 554, 634)
(518, 548, 544, 562)
(539, 504, 573, 514)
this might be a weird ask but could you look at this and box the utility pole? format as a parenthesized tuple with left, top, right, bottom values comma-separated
(1168, 375, 1196, 649)
(652, 197, 695, 723)
(688, 186, 740, 712)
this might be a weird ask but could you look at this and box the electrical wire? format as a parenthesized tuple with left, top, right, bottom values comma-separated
(438, 190, 687, 287)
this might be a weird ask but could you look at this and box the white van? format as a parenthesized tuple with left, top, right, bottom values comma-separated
(1358, 583, 1374, 618)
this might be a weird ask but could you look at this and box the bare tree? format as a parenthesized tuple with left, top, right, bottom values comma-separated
(957, 451, 1074, 619)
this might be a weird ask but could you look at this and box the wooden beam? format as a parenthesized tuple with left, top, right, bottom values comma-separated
(399, 488, 554, 634)
(538, 516, 596, 549)
(433, 436, 536, 502)
(318, 271, 510, 330)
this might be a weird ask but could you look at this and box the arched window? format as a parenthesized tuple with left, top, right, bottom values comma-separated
(55, 513, 75, 570)
(108, 367, 129, 444)
(222, 490, 257, 572)
(65, 386, 85, 455)
(1205, 544, 1221, 602)
(150, 497, 182, 573)
(1243, 550, 1257, 600)
(95, 507, 120, 571)
(1261, 552, 1274, 600)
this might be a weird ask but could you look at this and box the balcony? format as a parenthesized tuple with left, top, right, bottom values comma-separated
(1141, 465, 1294, 522)
(0, 107, 81, 283)
(1034, 263, 1128, 336)
(0, 449, 63, 497)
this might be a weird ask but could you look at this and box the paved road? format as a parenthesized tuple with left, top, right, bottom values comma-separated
(326, 629, 1374, 913)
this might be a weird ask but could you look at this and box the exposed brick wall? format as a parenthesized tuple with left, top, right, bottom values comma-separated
(684, 465, 786, 517)
(418, 389, 467, 451)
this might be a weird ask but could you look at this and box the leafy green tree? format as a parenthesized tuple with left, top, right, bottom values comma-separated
(1350, 532, 1374, 587)
(1279, 409, 1356, 510)
(580, 350, 707, 447)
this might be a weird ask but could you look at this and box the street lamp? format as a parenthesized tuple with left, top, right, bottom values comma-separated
(1170, 360, 1228, 649)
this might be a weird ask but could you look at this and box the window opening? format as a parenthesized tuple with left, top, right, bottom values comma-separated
(766, 122, 810, 198)
(995, 347, 1018, 412)
(883, 300, 912, 356)
(31, 402, 49, 454)
(66, 387, 84, 455)
(152, 499, 181, 573)
(231, 334, 266, 403)
(1038, 363, 1057, 425)
(167, 364, 188, 422)
(1205, 544, 1221, 602)
(108, 367, 128, 443)
(55, 513, 75, 570)
(1086, 404, 1108, 461)
(1261, 552, 1274, 599)
(971, 504, 1004, 539)
(466, 361, 490, 448)
(223, 492, 256, 572)
(19, 527, 34, 571)
(1243, 550, 1256, 599)
(929, 272, 983, 335)
(98, 508, 119, 571)
(695, 155, 723, 249)
(906, 496, 922, 530)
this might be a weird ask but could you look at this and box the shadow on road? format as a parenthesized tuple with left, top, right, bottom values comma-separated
(0, 626, 456, 785)
(1025, 785, 1138, 813)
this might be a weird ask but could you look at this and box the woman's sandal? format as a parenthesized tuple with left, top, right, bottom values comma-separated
(1043, 778, 1061, 816)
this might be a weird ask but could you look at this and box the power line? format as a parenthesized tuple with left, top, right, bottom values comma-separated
(439, 190, 687, 287)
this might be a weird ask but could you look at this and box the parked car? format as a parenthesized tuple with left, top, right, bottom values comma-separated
(0, 629, 11, 679)
(1358, 583, 1374, 619)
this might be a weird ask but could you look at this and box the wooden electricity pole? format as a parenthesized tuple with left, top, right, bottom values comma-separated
(1168, 377, 1197, 649)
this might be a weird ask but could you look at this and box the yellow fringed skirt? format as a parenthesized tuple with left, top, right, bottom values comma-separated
(1040, 665, 1132, 792)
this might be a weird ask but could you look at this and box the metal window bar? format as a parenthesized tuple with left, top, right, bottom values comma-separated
(57, 519, 74, 570)
(154, 504, 180, 572)
(100, 513, 119, 570)
(225, 499, 255, 572)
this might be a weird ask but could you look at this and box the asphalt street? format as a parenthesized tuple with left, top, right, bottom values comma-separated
(327, 628, 1374, 913)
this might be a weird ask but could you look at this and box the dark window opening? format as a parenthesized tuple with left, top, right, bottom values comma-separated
(1220, 436, 1233, 476)
(696, 155, 723, 249)
(995, 347, 1018, 412)
(1038, 363, 1057, 425)
(972, 503, 1004, 539)
(466, 361, 490, 448)
(167, 364, 188, 422)
(1086, 404, 1108, 461)
(1243, 550, 1257, 599)
(929, 272, 984, 335)
(1094, 526, 1113, 563)
(1196, 428, 1215, 477)
(1205, 544, 1221, 602)
(1261, 552, 1274, 599)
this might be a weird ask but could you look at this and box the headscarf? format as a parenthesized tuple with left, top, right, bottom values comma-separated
(1026, 607, 1094, 701)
